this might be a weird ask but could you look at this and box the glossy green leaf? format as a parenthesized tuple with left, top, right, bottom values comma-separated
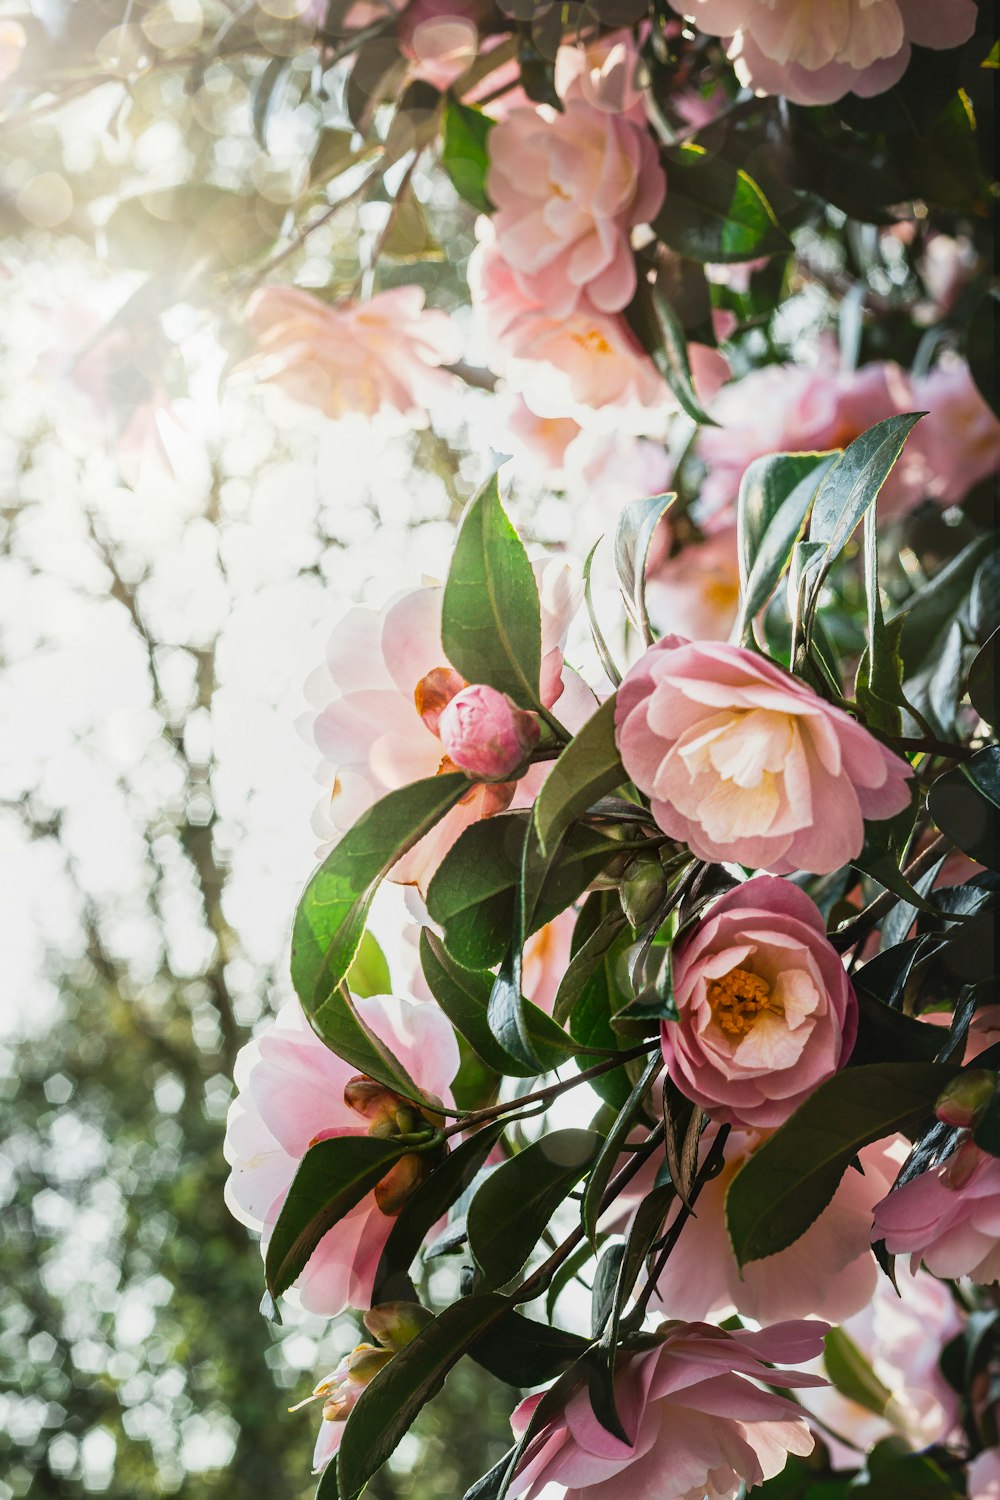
(928, 747, 1000, 872)
(441, 472, 542, 710)
(467, 1129, 602, 1290)
(441, 99, 494, 213)
(736, 451, 837, 641)
(968, 627, 999, 727)
(265, 1135, 406, 1301)
(581, 1052, 661, 1244)
(567, 903, 636, 1112)
(726, 1062, 959, 1266)
(823, 1327, 893, 1418)
(552, 905, 629, 1027)
(468, 1311, 589, 1387)
(533, 696, 625, 855)
(613, 493, 678, 641)
(654, 145, 791, 264)
(625, 275, 716, 426)
(345, 928, 391, 998)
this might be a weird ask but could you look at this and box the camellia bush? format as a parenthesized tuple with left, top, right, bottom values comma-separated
(8, 0, 1000, 1497)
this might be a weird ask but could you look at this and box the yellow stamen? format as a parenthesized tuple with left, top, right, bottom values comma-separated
(708, 967, 776, 1039)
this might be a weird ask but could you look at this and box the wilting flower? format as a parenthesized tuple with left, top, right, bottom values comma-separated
(486, 99, 665, 319)
(615, 638, 912, 874)
(304, 563, 593, 892)
(872, 1137, 1000, 1284)
(508, 1319, 827, 1499)
(970, 1450, 1000, 1500)
(244, 285, 461, 421)
(223, 995, 459, 1315)
(670, 0, 977, 106)
(796, 1269, 963, 1468)
(645, 524, 740, 643)
(646, 1131, 903, 1326)
(663, 877, 857, 1128)
(438, 683, 541, 780)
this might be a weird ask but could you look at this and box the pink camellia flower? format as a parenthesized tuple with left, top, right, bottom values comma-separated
(486, 100, 665, 320)
(796, 1268, 963, 1468)
(508, 1319, 828, 1500)
(223, 995, 459, 1316)
(244, 285, 461, 421)
(644, 1130, 902, 1325)
(670, 0, 977, 106)
(970, 1450, 1000, 1500)
(615, 637, 913, 874)
(437, 683, 541, 780)
(645, 524, 741, 643)
(661, 876, 857, 1129)
(469, 224, 665, 417)
(554, 28, 648, 122)
(521, 908, 576, 1016)
(305, 562, 594, 892)
(909, 357, 1000, 506)
(872, 1137, 1000, 1284)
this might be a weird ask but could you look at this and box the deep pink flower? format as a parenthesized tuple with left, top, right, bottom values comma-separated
(662, 876, 857, 1128)
(438, 683, 540, 780)
(615, 638, 912, 874)
(223, 995, 459, 1316)
(872, 1138, 1000, 1284)
(671, 0, 976, 105)
(509, 1319, 827, 1500)
(645, 1129, 902, 1325)
(244, 285, 460, 421)
(486, 101, 665, 320)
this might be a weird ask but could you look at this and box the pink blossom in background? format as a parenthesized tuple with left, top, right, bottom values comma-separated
(502, 395, 582, 473)
(970, 1450, 1000, 1500)
(645, 523, 740, 643)
(796, 1268, 963, 1466)
(670, 0, 977, 106)
(873, 1138, 1000, 1285)
(554, 28, 648, 121)
(0, 18, 27, 81)
(909, 357, 1000, 506)
(223, 995, 459, 1316)
(662, 876, 858, 1129)
(304, 562, 594, 892)
(521, 908, 575, 1016)
(437, 683, 540, 780)
(645, 1130, 903, 1326)
(508, 1319, 827, 1500)
(486, 100, 665, 319)
(615, 638, 913, 874)
(469, 224, 666, 416)
(244, 285, 461, 422)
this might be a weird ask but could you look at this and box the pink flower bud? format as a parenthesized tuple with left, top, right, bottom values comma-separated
(437, 684, 540, 781)
(935, 1070, 997, 1128)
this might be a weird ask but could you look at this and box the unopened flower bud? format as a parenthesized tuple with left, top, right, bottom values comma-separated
(437, 684, 540, 781)
(620, 855, 667, 928)
(364, 1301, 434, 1352)
(935, 1070, 997, 1128)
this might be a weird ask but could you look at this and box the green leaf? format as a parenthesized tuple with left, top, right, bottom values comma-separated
(804, 414, 924, 632)
(849, 1438, 961, 1498)
(315, 1458, 341, 1498)
(581, 1052, 661, 1244)
(725, 1062, 960, 1266)
(291, 771, 467, 1039)
(736, 451, 838, 642)
(265, 1135, 407, 1301)
(653, 145, 791, 263)
(468, 1312, 589, 1387)
(968, 626, 999, 727)
(583, 536, 622, 688)
(966, 286, 999, 418)
(928, 746, 1000, 872)
(533, 696, 625, 855)
(613, 493, 678, 640)
(823, 1327, 893, 1418)
(567, 907, 637, 1111)
(467, 1129, 602, 1291)
(441, 98, 494, 213)
(345, 928, 391, 998)
(336, 1293, 511, 1500)
(441, 472, 542, 710)
(624, 275, 717, 426)
(552, 906, 628, 1027)
(419, 929, 579, 1075)
(372, 1121, 507, 1304)
(893, 534, 995, 675)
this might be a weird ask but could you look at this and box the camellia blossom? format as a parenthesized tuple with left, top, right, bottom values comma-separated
(486, 100, 665, 319)
(645, 1131, 903, 1325)
(872, 1137, 1000, 1284)
(305, 562, 594, 892)
(645, 524, 741, 643)
(437, 683, 540, 780)
(223, 995, 459, 1316)
(244, 285, 461, 421)
(508, 1319, 828, 1500)
(615, 637, 913, 874)
(970, 1450, 1000, 1500)
(796, 1268, 963, 1468)
(662, 876, 857, 1129)
(670, 0, 977, 106)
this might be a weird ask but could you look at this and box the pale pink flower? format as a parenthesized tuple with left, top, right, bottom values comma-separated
(662, 876, 857, 1128)
(671, 0, 977, 106)
(970, 1450, 1000, 1500)
(644, 1130, 902, 1325)
(469, 224, 666, 416)
(873, 1137, 1000, 1285)
(521, 908, 575, 1016)
(615, 638, 913, 874)
(224, 995, 459, 1316)
(502, 395, 582, 473)
(486, 100, 665, 319)
(797, 1269, 963, 1467)
(244, 285, 461, 421)
(645, 523, 740, 643)
(305, 562, 595, 892)
(909, 357, 1000, 506)
(509, 1319, 827, 1500)
(438, 683, 541, 780)
(555, 28, 648, 122)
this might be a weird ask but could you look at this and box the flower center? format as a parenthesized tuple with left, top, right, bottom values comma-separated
(572, 327, 613, 356)
(708, 966, 777, 1039)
